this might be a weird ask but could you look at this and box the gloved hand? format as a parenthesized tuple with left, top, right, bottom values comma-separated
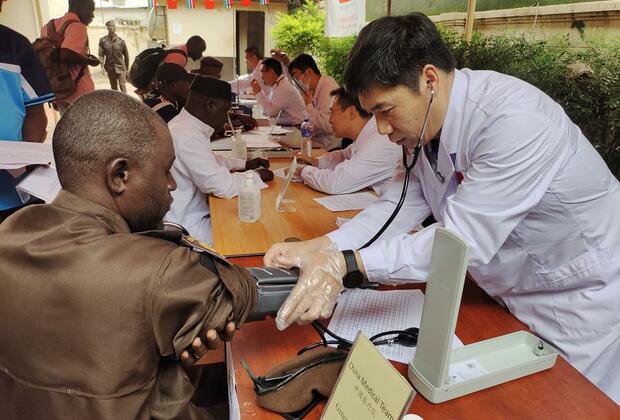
(273, 244, 346, 330)
(246, 157, 270, 170)
(264, 236, 333, 268)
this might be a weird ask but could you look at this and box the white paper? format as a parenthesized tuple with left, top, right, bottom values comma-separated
(448, 359, 489, 385)
(226, 342, 241, 420)
(274, 167, 302, 183)
(0, 140, 53, 170)
(336, 217, 351, 227)
(314, 191, 378, 211)
(270, 126, 293, 135)
(328, 288, 463, 364)
(15, 165, 61, 203)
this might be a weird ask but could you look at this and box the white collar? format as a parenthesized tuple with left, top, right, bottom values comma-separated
(177, 108, 215, 139)
(438, 69, 466, 155)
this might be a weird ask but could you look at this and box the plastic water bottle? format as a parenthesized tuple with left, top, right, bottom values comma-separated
(231, 129, 247, 160)
(238, 172, 261, 223)
(300, 118, 313, 158)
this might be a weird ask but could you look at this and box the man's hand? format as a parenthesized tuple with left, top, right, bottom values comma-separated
(180, 322, 236, 368)
(246, 157, 270, 170)
(302, 91, 312, 106)
(250, 79, 261, 95)
(284, 164, 305, 177)
(264, 236, 333, 268)
(270, 49, 290, 67)
(295, 153, 318, 166)
(274, 245, 346, 330)
(87, 55, 101, 67)
(255, 168, 274, 182)
(232, 113, 258, 131)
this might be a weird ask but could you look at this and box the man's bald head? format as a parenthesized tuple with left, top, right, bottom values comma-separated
(53, 90, 176, 232)
(53, 91, 160, 189)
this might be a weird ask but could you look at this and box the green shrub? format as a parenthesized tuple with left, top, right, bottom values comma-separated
(439, 27, 619, 177)
(273, 3, 619, 176)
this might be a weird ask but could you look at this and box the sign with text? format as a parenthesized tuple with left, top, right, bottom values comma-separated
(325, 0, 366, 38)
(322, 332, 415, 420)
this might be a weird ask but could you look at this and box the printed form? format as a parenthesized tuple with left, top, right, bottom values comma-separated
(328, 288, 463, 364)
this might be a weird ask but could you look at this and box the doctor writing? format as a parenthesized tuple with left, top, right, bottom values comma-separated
(264, 13, 620, 404)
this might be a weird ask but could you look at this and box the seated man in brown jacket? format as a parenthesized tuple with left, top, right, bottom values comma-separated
(0, 90, 258, 419)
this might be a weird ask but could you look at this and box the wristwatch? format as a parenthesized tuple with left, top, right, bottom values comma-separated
(342, 249, 365, 289)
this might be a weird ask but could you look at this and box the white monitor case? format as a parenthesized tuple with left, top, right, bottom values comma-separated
(408, 228, 558, 403)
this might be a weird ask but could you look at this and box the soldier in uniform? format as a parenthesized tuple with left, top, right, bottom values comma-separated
(98, 20, 129, 93)
(0, 90, 257, 419)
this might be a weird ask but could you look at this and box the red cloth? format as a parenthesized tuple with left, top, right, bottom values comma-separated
(205, 0, 215, 9)
(167, 0, 177, 9)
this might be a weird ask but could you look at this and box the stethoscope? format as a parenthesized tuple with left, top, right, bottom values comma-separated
(360, 81, 440, 249)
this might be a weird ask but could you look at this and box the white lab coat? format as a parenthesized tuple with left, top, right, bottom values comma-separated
(305, 75, 341, 151)
(229, 65, 263, 94)
(165, 109, 246, 245)
(300, 117, 400, 195)
(255, 75, 306, 126)
(327, 69, 620, 403)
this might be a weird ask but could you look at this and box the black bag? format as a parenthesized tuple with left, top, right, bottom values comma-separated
(128, 46, 186, 92)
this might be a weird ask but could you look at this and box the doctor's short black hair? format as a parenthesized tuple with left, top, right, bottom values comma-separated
(289, 54, 321, 76)
(261, 58, 283, 76)
(344, 12, 456, 95)
(330, 87, 371, 119)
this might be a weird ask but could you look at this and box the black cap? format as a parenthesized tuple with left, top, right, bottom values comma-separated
(190, 75, 231, 100)
(200, 56, 224, 70)
(156, 63, 193, 84)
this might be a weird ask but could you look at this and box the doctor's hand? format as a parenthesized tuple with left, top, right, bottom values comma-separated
(274, 245, 346, 330)
(264, 236, 334, 269)
(180, 321, 236, 368)
(270, 49, 290, 66)
(284, 164, 305, 177)
(246, 157, 270, 170)
(250, 79, 261, 95)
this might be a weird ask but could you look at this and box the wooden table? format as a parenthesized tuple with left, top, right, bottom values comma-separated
(209, 159, 361, 257)
(229, 255, 619, 419)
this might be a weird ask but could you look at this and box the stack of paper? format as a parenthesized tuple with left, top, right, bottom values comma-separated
(0, 140, 53, 170)
(314, 191, 378, 211)
(16, 165, 61, 203)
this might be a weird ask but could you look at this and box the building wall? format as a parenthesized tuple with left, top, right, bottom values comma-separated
(0, 0, 41, 41)
(431, 1, 620, 44)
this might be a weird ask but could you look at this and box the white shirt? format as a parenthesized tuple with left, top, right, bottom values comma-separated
(300, 117, 400, 195)
(255, 75, 306, 126)
(165, 109, 246, 245)
(327, 69, 620, 403)
(305, 75, 341, 151)
(229, 65, 263, 94)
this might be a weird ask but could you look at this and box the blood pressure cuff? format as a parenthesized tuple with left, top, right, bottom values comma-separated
(244, 346, 348, 414)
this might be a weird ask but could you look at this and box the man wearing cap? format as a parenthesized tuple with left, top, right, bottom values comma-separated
(98, 20, 129, 93)
(165, 76, 274, 245)
(144, 63, 193, 123)
(194, 56, 224, 79)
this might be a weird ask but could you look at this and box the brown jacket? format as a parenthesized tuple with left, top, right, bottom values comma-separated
(0, 190, 257, 419)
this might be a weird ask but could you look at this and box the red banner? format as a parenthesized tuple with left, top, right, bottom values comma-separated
(205, 0, 215, 9)
(167, 0, 178, 8)
(242, 0, 251, 5)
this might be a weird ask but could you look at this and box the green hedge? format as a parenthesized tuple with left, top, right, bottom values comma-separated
(273, 2, 619, 177)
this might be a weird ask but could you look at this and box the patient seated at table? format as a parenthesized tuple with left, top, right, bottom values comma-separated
(0, 90, 259, 419)
(165, 75, 273, 245)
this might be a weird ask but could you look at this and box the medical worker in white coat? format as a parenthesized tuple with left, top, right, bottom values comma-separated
(264, 13, 620, 403)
